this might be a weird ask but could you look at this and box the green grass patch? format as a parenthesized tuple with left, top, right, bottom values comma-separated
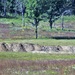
(0, 39, 75, 46)
(0, 15, 75, 27)
(0, 18, 22, 26)
(0, 52, 75, 60)
(56, 15, 75, 23)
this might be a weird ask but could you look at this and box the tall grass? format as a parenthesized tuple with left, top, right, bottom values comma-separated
(0, 59, 75, 75)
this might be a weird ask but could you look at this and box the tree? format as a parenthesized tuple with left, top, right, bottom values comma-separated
(25, 0, 67, 38)
(10, 0, 26, 26)
(41, 0, 66, 29)
(13, 0, 18, 16)
(60, 0, 72, 30)
(26, 0, 43, 39)
(19, 0, 26, 26)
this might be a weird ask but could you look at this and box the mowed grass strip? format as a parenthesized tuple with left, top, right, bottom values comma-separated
(0, 52, 75, 60)
(0, 39, 75, 46)
(0, 15, 75, 25)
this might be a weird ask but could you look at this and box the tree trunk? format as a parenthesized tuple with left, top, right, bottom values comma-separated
(22, 11, 25, 26)
(35, 24, 38, 39)
(49, 14, 53, 29)
(49, 19, 53, 29)
(22, 4, 25, 27)
(35, 18, 38, 39)
(14, 0, 18, 17)
(3, 0, 7, 16)
(3, 6, 6, 16)
(61, 14, 64, 30)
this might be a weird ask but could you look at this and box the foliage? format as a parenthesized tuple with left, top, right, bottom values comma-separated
(25, 0, 43, 39)
(40, 0, 67, 29)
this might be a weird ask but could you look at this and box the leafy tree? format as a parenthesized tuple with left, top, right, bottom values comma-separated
(10, 0, 26, 26)
(41, 0, 66, 29)
(60, 0, 72, 30)
(19, 0, 26, 26)
(25, 0, 67, 38)
(26, 0, 43, 39)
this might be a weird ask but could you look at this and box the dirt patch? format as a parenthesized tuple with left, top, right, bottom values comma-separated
(0, 59, 75, 75)
(0, 23, 75, 39)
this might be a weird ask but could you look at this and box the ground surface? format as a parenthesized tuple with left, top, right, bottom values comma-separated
(0, 53, 75, 75)
(0, 16, 75, 39)
(0, 16, 75, 75)
(0, 23, 75, 39)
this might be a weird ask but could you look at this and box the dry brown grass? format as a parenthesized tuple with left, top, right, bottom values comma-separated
(0, 59, 75, 75)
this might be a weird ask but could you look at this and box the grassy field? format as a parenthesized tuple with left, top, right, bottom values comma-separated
(0, 39, 75, 46)
(0, 38, 75, 75)
(0, 16, 75, 75)
(56, 15, 75, 23)
(0, 52, 75, 75)
(0, 52, 75, 60)
(0, 17, 22, 26)
(0, 15, 75, 24)
(0, 15, 75, 39)
(1, 59, 75, 75)
(0, 15, 75, 29)
(0, 52, 75, 64)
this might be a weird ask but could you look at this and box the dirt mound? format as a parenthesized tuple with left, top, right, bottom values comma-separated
(0, 42, 75, 53)
(0, 43, 41, 52)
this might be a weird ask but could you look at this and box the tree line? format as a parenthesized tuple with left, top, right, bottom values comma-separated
(0, 0, 75, 39)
